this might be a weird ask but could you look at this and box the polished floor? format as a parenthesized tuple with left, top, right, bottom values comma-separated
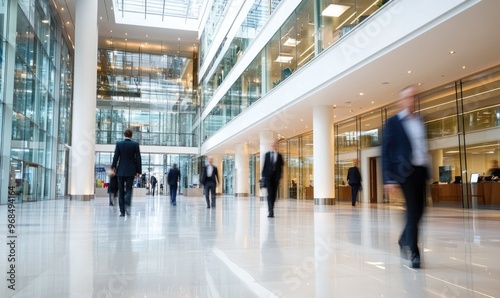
(1, 194, 499, 298)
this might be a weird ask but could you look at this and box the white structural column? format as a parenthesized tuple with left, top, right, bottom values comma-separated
(69, 0, 98, 200)
(235, 143, 249, 197)
(260, 130, 275, 199)
(313, 106, 335, 205)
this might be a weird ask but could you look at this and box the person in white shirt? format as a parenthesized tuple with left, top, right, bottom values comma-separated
(382, 85, 429, 269)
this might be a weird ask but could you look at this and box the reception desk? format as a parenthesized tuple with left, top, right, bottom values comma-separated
(338, 186, 351, 202)
(430, 182, 500, 206)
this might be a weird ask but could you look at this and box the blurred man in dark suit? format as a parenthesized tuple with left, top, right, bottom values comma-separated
(382, 85, 429, 268)
(262, 142, 283, 218)
(201, 157, 219, 208)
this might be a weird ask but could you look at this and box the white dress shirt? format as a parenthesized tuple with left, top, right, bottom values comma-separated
(398, 109, 429, 167)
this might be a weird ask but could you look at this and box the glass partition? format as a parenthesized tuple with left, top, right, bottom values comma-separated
(96, 49, 198, 146)
(336, 117, 358, 154)
(360, 109, 382, 148)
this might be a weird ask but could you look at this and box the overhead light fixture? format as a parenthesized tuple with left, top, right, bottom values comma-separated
(42, 19, 49, 24)
(322, 4, 350, 17)
(275, 54, 293, 63)
(283, 37, 301, 47)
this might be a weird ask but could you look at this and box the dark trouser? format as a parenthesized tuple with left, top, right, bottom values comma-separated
(399, 166, 426, 258)
(108, 192, 115, 204)
(169, 184, 178, 204)
(152, 183, 157, 195)
(350, 184, 361, 206)
(204, 181, 216, 207)
(118, 176, 135, 215)
(267, 177, 279, 216)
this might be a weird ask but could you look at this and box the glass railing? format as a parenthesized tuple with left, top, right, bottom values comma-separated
(201, 0, 386, 140)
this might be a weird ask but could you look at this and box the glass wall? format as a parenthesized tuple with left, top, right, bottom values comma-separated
(96, 48, 198, 146)
(255, 64, 500, 209)
(0, 0, 71, 204)
(95, 152, 197, 195)
(200, 0, 386, 140)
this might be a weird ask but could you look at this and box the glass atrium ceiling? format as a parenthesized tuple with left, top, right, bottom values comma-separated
(114, 0, 208, 31)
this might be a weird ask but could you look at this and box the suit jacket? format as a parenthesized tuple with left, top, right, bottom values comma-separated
(347, 166, 361, 185)
(261, 151, 284, 183)
(201, 164, 219, 185)
(382, 115, 428, 184)
(167, 168, 181, 186)
(111, 139, 142, 177)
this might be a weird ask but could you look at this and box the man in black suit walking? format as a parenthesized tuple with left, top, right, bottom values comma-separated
(201, 157, 219, 208)
(262, 142, 283, 218)
(347, 159, 362, 206)
(112, 128, 142, 217)
(150, 175, 157, 196)
(167, 163, 181, 206)
(382, 85, 429, 269)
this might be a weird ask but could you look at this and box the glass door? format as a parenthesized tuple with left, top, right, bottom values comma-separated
(21, 162, 42, 202)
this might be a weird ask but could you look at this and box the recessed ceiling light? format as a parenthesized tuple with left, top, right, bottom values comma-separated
(371, 101, 374, 104)
(42, 19, 49, 24)
(300, 119, 303, 121)
(359, 92, 364, 96)
(407, 70, 412, 74)
(321, 4, 350, 17)
(99, 16, 102, 20)
(66, 21, 70, 25)
(462, 66, 466, 69)
(449, 51, 455, 54)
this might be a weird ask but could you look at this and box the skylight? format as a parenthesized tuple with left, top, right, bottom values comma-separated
(114, 0, 208, 31)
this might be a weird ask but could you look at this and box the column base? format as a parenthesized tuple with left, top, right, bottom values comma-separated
(70, 194, 94, 201)
(314, 198, 335, 205)
(234, 193, 249, 197)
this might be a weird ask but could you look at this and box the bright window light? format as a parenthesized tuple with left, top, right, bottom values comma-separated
(322, 4, 350, 17)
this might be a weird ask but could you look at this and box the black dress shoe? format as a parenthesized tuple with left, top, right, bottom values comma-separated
(411, 255, 421, 268)
(119, 213, 125, 217)
(268, 214, 274, 218)
(207, 206, 210, 209)
(109, 202, 114, 206)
